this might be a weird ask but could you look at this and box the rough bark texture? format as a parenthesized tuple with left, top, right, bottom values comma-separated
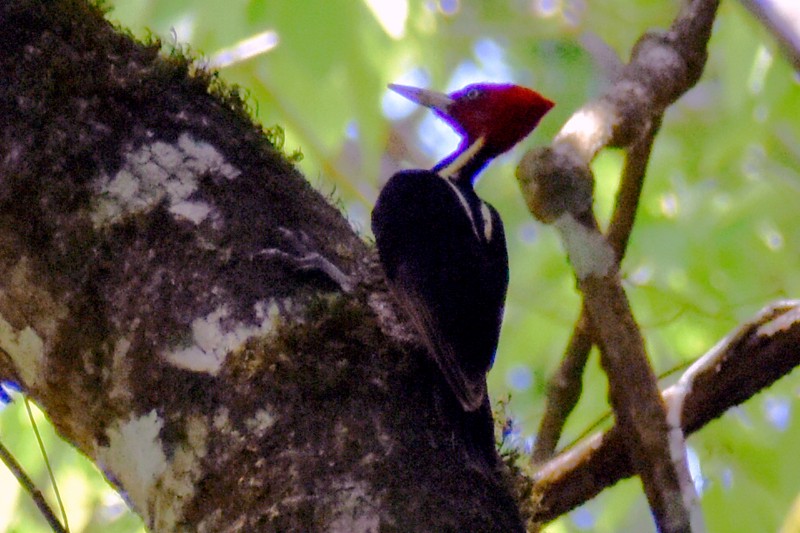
(0, 1, 523, 531)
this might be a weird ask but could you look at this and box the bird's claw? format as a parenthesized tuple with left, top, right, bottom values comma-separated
(258, 227, 354, 293)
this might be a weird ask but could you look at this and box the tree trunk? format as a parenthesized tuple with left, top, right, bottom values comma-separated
(0, 1, 524, 530)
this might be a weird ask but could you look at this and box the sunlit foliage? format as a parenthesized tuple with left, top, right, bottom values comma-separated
(3, 1, 798, 531)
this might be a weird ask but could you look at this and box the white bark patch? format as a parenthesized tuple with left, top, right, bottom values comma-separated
(108, 336, 133, 402)
(92, 132, 240, 227)
(164, 300, 280, 375)
(0, 257, 68, 388)
(0, 319, 45, 388)
(168, 200, 213, 225)
(636, 43, 683, 73)
(212, 407, 231, 431)
(555, 105, 615, 161)
(329, 479, 380, 533)
(97, 410, 167, 526)
(246, 408, 276, 438)
(211, 407, 242, 462)
(152, 415, 208, 531)
(553, 213, 615, 279)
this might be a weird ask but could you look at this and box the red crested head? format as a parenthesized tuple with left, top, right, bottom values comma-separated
(389, 82, 554, 157)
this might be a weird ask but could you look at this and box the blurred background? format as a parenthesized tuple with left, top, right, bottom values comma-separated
(2, 0, 799, 531)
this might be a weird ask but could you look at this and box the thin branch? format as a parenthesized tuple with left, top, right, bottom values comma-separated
(577, 242, 693, 533)
(530, 300, 800, 524)
(517, 0, 722, 526)
(519, 152, 693, 530)
(532, 118, 661, 464)
(0, 439, 67, 533)
(24, 398, 70, 533)
(605, 116, 661, 255)
(738, 0, 800, 71)
(531, 309, 591, 463)
(518, 0, 722, 526)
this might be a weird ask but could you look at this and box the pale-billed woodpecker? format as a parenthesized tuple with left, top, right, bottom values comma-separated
(372, 83, 554, 416)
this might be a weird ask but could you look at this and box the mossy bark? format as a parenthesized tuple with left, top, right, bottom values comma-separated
(0, 1, 523, 531)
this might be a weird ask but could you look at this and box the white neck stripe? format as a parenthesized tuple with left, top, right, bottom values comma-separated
(436, 137, 486, 180)
(481, 203, 493, 242)
(443, 179, 480, 240)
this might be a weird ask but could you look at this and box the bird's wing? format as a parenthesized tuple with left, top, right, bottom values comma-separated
(388, 265, 487, 411)
(372, 170, 502, 412)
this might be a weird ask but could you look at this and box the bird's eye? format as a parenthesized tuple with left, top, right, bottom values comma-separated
(466, 88, 481, 100)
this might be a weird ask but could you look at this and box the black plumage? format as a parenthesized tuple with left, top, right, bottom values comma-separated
(372, 167, 507, 411)
(372, 82, 553, 414)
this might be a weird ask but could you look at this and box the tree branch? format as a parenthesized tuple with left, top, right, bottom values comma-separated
(532, 117, 661, 464)
(530, 300, 800, 523)
(738, 0, 800, 71)
(0, 438, 67, 533)
(518, 134, 694, 529)
(518, 0, 721, 529)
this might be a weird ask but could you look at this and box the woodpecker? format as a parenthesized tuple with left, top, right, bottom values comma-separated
(372, 83, 553, 411)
